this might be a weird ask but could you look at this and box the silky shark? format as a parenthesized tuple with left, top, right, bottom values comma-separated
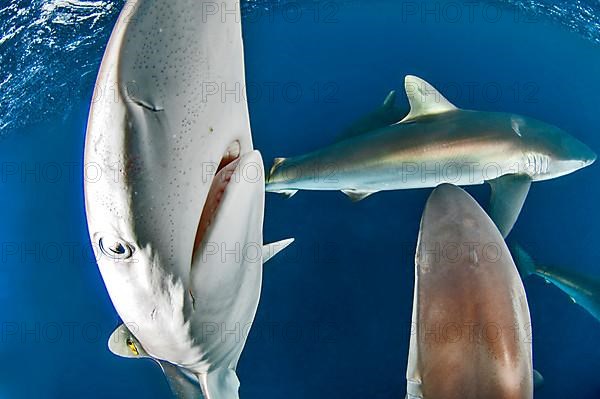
(407, 184, 533, 399)
(84, 0, 292, 397)
(267, 75, 596, 237)
(512, 245, 600, 322)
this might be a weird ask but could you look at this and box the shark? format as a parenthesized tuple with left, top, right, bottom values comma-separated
(335, 90, 407, 141)
(266, 75, 596, 237)
(406, 184, 534, 399)
(512, 245, 600, 322)
(84, 0, 292, 397)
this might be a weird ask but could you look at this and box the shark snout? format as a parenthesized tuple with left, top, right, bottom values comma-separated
(584, 150, 597, 166)
(570, 138, 596, 167)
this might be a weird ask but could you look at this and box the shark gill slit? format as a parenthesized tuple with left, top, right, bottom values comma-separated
(191, 140, 241, 263)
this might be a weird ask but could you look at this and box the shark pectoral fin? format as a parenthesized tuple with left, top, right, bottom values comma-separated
(158, 361, 204, 399)
(400, 75, 458, 123)
(263, 238, 295, 264)
(487, 174, 532, 237)
(341, 189, 377, 202)
(510, 244, 537, 279)
(197, 368, 240, 399)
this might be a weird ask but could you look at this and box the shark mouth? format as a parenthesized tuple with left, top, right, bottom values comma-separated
(192, 141, 241, 260)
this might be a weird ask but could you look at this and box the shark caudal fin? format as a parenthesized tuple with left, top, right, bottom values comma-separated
(197, 368, 240, 399)
(267, 158, 298, 198)
(268, 157, 286, 178)
(511, 244, 538, 279)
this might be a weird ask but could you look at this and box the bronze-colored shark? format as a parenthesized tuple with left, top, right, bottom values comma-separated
(406, 184, 533, 399)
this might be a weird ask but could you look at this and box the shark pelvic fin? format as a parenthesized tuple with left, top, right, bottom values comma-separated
(272, 189, 298, 199)
(263, 238, 295, 263)
(341, 189, 377, 202)
(487, 174, 532, 237)
(400, 75, 458, 123)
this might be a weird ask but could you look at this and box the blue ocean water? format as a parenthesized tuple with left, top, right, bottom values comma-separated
(0, 0, 599, 398)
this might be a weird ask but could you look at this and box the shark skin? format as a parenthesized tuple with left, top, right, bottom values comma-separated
(406, 184, 533, 399)
(267, 75, 596, 236)
(84, 0, 292, 397)
(512, 245, 600, 322)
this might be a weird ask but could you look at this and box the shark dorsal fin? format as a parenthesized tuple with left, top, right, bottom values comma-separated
(400, 75, 458, 123)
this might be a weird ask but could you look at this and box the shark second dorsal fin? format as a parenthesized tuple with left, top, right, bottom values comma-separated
(400, 75, 458, 123)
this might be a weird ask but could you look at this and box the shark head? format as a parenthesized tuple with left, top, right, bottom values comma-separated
(84, 0, 269, 363)
(511, 115, 596, 179)
(407, 184, 533, 398)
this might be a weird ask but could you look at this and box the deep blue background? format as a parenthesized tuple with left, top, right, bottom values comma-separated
(0, 1, 599, 398)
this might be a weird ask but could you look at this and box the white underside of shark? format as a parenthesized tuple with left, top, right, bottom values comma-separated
(84, 0, 292, 397)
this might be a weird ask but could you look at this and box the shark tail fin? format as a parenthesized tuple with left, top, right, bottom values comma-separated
(267, 158, 298, 198)
(198, 368, 240, 399)
(511, 244, 537, 279)
(268, 157, 286, 180)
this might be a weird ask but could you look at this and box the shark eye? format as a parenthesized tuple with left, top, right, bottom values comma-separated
(98, 236, 135, 260)
(126, 338, 139, 356)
